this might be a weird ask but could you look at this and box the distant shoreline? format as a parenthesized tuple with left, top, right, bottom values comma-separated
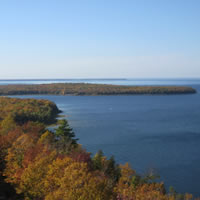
(0, 78, 127, 81)
(0, 83, 196, 96)
(0, 78, 200, 81)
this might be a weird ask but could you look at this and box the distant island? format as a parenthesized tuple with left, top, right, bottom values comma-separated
(0, 83, 196, 95)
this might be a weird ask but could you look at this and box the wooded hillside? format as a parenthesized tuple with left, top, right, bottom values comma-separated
(0, 83, 196, 95)
(0, 97, 197, 200)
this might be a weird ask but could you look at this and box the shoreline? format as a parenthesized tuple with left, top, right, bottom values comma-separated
(0, 83, 197, 96)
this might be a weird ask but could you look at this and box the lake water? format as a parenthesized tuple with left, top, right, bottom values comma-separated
(1, 78, 200, 86)
(6, 79, 200, 196)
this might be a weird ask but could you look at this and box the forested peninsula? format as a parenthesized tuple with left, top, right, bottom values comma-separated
(0, 83, 196, 95)
(0, 97, 197, 200)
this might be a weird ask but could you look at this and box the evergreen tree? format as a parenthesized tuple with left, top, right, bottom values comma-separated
(54, 119, 78, 153)
(92, 150, 104, 170)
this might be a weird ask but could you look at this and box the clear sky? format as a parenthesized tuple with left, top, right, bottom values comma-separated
(0, 0, 200, 79)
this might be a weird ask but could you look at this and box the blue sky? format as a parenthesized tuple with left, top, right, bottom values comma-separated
(0, 0, 200, 79)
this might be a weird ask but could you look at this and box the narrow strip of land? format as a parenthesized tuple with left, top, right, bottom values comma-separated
(0, 83, 196, 95)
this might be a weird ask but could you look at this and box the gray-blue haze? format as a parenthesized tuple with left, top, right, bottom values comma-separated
(7, 79, 200, 196)
(1, 78, 200, 86)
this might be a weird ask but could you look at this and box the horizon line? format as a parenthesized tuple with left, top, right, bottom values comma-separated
(0, 77, 200, 81)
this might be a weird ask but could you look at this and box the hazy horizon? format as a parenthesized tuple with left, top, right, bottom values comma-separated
(0, 77, 200, 80)
(1, 0, 200, 79)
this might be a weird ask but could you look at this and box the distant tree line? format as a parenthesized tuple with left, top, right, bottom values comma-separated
(0, 83, 196, 96)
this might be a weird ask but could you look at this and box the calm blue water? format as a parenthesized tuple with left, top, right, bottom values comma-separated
(8, 79, 200, 196)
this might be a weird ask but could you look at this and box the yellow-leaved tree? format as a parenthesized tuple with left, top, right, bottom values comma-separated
(3, 133, 37, 185)
(17, 149, 57, 200)
(43, 157, 114, 200)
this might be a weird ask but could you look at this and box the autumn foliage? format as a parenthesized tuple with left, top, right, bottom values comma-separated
(0, 97, 197, 200)
(0, 83, 196, 96)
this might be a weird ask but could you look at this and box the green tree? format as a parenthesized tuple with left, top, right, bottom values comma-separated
(54, 119, 78, 153)
(92, 150, 104, 170)
(0, 115, 17, 136)
(104, 156, 121, 182)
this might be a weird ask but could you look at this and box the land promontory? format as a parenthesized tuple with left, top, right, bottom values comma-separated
(0, 83, 196, 95)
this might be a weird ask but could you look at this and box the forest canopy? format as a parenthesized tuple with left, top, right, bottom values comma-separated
(0, 97, 60, 125)
(0, 83, 196, 96)
(0, 97, 198, 200)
